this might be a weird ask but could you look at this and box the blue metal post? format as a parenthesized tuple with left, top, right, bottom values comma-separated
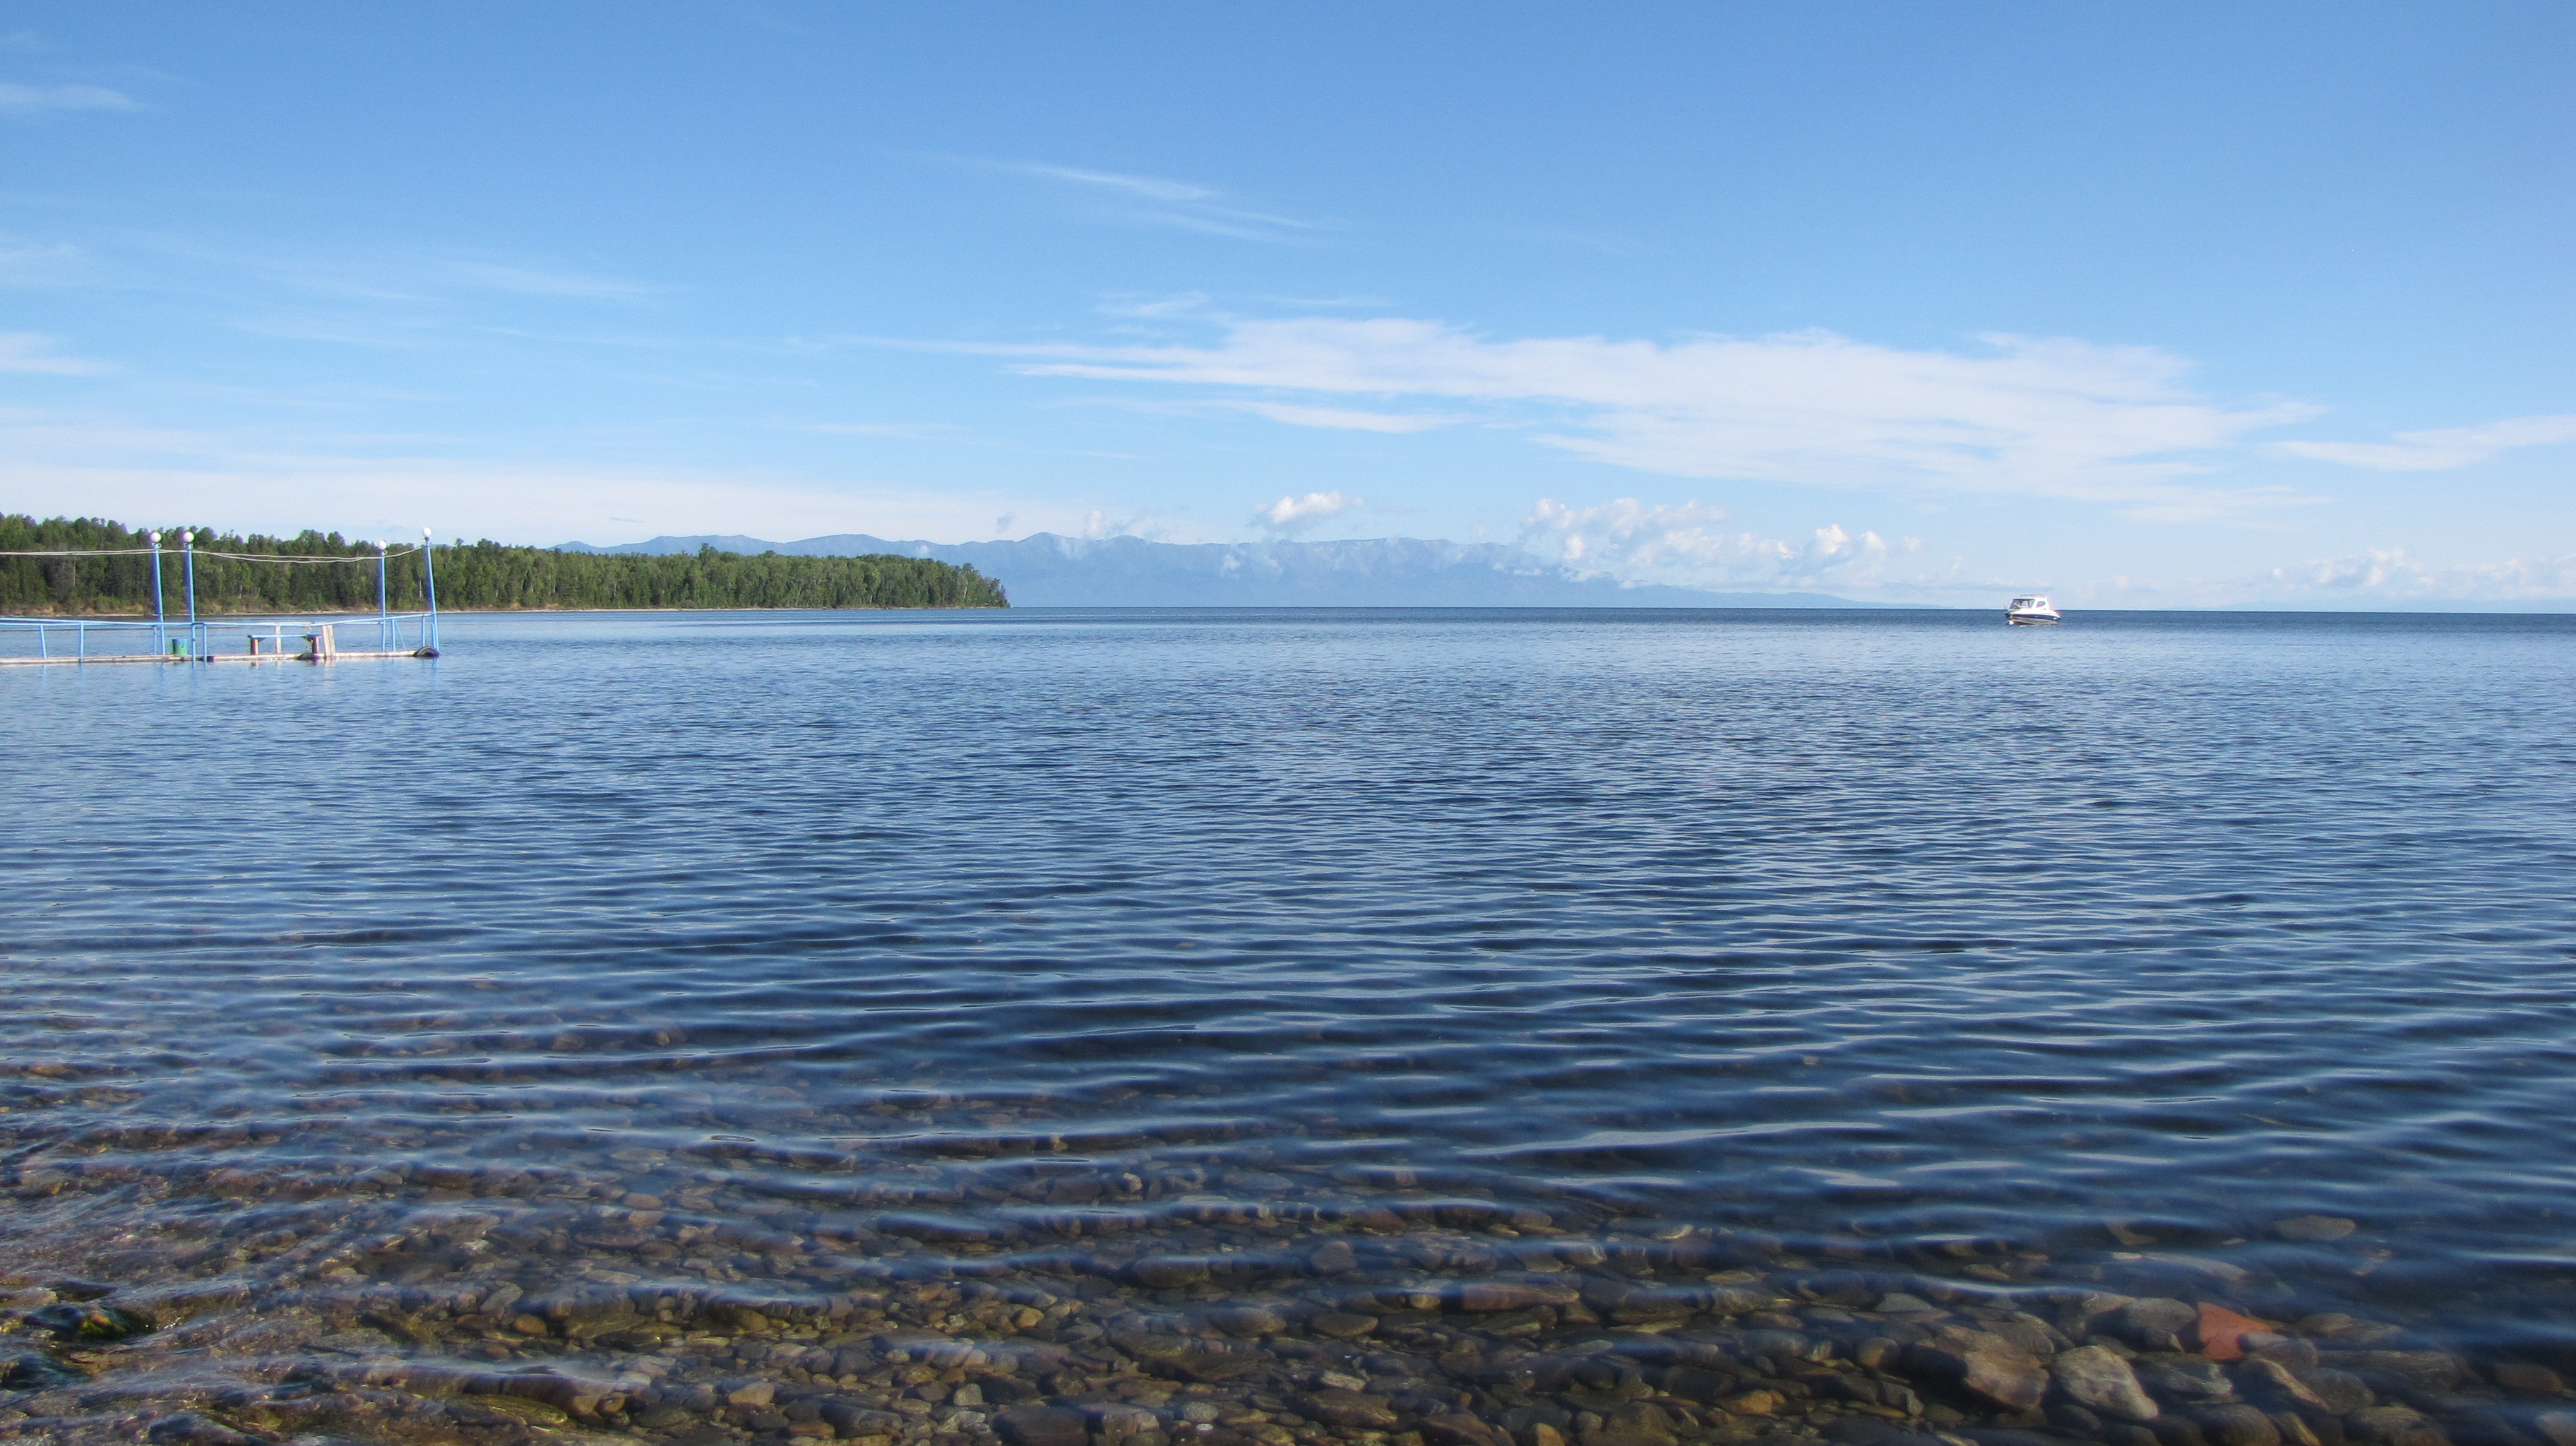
(376, 542, 389, 651)
(182, 530, 198, 659)
(149, 531, 167, 656)
(420, 527, 441, 654)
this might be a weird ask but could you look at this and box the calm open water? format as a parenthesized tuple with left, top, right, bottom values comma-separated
(4, 607, 2575, 1445)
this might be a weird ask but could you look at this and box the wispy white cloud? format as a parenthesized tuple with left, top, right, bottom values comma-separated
(804, 421, 967, 440)
(1522, 496, 1919, 591)
(982, 160, 1338, 245)
(0, 80, 137, 114)
(2258, 546, 2576, 602)
(73, 240, 675, 356)
(1078, 506, 1171, 541)
(1252, 489, 1364, 534)
(977, 318, 2318, 519)
(20, 226, 663, 314)
(1097, 292, 1215, 320)
(442, 261, 662, 301)
(2274, 414, 2576, 472)
(1261, 293, 1393, 311)
(262, 254, 658, 306)
(0, 331, 107, 374)
(1220, 400, 1454, 434)
(0, 234, 88, 287)
(1017, 164, 1215, 205)
(0, 407, 1095, 546)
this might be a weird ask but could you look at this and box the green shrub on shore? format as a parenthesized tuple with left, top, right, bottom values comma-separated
(0, 515, 1008, 614)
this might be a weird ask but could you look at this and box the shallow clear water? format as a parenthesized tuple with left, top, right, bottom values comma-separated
(4, 607, 2575, 1445)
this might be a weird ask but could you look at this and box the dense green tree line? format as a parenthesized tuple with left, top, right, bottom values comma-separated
(0, 516, 1008, 614)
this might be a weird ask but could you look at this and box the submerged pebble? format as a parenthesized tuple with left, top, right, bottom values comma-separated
(0, 1348, 85, 1392)
(23, 1301, 153, 1343)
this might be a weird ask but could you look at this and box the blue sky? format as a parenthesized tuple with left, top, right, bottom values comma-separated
(4, 3, 2572, 606)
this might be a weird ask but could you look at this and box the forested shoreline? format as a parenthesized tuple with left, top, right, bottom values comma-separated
(0, 515, 1008, 614)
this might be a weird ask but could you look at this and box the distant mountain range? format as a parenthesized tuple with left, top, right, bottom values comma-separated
(551, 532, 1890, 608)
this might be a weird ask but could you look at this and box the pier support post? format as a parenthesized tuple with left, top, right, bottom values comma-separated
(149, 530, 166, 656)
(182, 530, 198, 659)
(421, 527, 440, 655)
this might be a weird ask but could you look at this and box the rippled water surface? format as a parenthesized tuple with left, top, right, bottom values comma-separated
(5, 607, 2575, 1445)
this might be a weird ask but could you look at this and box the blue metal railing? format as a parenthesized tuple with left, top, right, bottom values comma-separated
(0, 611, 439, 663)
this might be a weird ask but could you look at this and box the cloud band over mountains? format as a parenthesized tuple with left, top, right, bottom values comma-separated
(984, 318, 2323, 520)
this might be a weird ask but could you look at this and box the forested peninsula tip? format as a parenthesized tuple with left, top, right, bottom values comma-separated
(0, 515, 1008, 614)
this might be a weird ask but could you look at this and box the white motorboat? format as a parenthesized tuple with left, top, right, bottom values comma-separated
(2005, 594, 2061, 626)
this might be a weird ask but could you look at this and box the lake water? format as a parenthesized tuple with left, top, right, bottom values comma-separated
(4, 607, 2575, 1446)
